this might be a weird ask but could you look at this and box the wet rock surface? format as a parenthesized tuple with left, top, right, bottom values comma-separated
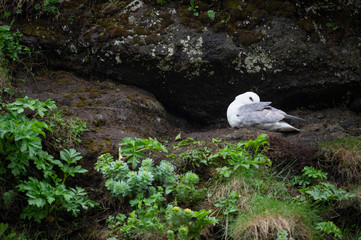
(14, 71, 178, 159)
(18, 0, 361, 124)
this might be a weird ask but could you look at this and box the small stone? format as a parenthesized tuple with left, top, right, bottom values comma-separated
(315, 112, 325, 119)
(93, 114, 106, 126)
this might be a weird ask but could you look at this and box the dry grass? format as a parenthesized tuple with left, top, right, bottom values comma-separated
(321, 137, 361, 183)
(232, 214, 312, 240)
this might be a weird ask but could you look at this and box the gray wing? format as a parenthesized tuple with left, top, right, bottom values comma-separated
(236, 102, 286, 125)
(237, 102, 272, 113)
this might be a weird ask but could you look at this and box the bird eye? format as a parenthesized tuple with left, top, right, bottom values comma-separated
(249, 97, 253, 101)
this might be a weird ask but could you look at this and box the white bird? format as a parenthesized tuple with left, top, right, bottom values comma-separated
(227, 92, 302, 132)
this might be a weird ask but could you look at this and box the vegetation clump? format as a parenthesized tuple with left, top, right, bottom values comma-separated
(0, 97, 96, 225)
(96, 137, 217, 239)
(320, 136, 361, 183)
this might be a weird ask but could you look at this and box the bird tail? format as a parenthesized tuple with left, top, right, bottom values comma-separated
(284, 114, 304, 121)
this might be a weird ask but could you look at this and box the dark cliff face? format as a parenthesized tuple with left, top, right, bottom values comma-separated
(19, 0, 361, 125)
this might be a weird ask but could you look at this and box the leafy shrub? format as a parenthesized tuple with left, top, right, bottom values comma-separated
(18, 149, 96, 222)
(116, 187, 167, 237)
(212, 134, 271, 180)
(99, 137, 217, 239)
(34, 0, 59, 13)
(299, 182, 355, 205)
(107, 188, 217, 240)
(0, 97, 96, 222)
(291, 166, 328, 187)
(165, 205, 218, 239)
(118, 137, 167, 169)
(0, 222, 26, 239)
(214, 191, 239, 217)
(173, 172, 206, 206)
(171, 135, 202, 149)
(177, 147, 212, 169)
(0, 22, 29, 67)
(292, 166, 355, 205)
(96, 152, 176, 198)
(316, 221, 343, 239)
(44, 109, 87, 150)
(0, 96, 56, 176)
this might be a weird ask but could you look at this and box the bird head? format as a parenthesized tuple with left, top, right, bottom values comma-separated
(235, 92, 260, 104)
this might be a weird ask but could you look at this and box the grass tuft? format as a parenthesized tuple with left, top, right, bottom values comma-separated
(230, 196, 317, 240)
(320, 136, 361, 183)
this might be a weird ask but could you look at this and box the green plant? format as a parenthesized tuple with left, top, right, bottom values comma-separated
(96, 151, 177, 198)
(116, 187, 167, 237)
(0, 97, 56, 176)
(291, 166, 328, 187)
(0, 21, 29, 75)
(0, 22, 29, 67)
(165, 205, 218, 239)
(188, 0, 199, 16)
(17, 149, 97, 222)
(212, 135, 271, 180)
(299, 182, 355, 205)
(177, 147, 212, 169)
(243, 133, 270, 155)
(275, 229, 294, 240)
(0, 97, 96, 222)
(2, 190, 15, 207)
(119, 137, 167, 169)
(172, 136, 202, 149)
(316, 221, 343, 239)
(108, 187, 217, 240)
(326, 22, 339, 31)
(221, 13, 231, 24)
(216, 166, 233, 181)
(214, 191, 239, 217)
(173, 172, 206, 205)
(156, 0, 167, 5)
(208, 10, 215, 20)
(302, 166, 327, 181)
(45, 110, 87, 150)
(101, 137, 217, 239)
(34, 0, 60, 13)
(96, 138, 185, 199)
(0, 222, 26, 240)
(214, 191, 240, 240)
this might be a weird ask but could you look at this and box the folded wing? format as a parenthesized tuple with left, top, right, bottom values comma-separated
(236, 102, 288, 126)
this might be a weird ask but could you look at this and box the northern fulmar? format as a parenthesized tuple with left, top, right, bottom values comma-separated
(227, 92, 302, 132)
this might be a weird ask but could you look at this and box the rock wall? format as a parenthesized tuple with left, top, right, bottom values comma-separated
(20, 0, 361, 124)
